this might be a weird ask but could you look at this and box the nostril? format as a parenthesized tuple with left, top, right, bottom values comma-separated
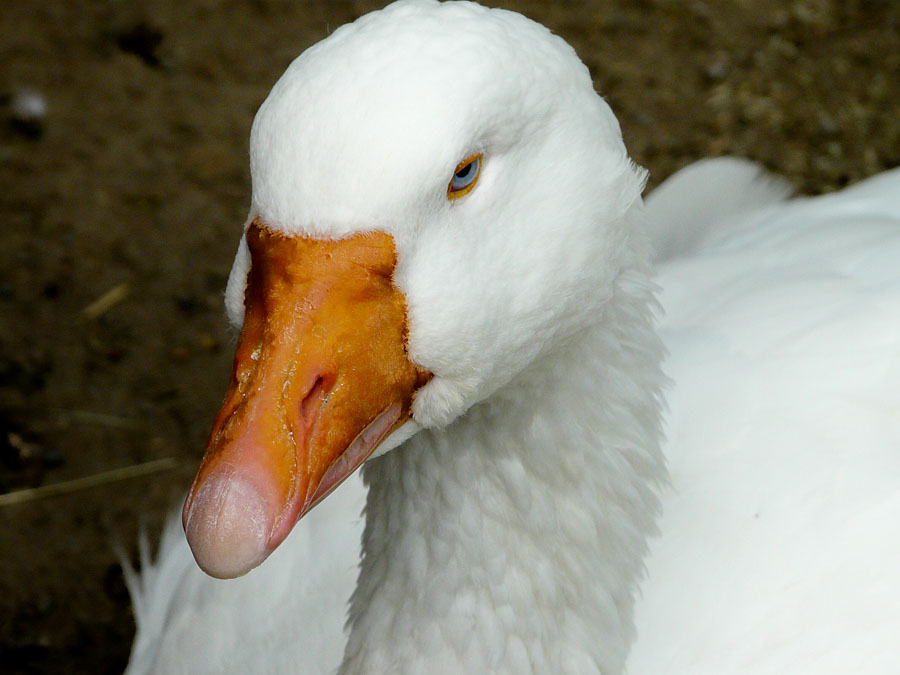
(299, 376, 326, 425)
(292, 374, 334, 453)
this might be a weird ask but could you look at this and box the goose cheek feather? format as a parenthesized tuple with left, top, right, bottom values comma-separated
(182, 218, 430, 579)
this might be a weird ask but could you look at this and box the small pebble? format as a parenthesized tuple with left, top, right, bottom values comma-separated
(11, 89, 47, 121)
(8, 88, 47, 138)
(702, 53, 730, 82)
(817, 113, 840, 136)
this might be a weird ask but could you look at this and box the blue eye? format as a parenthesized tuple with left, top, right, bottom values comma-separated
(447, 154, 482, 199)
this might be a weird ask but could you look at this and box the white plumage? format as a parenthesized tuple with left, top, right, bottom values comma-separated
(125, 2, 900, 673)
(634, 160, 900, 673)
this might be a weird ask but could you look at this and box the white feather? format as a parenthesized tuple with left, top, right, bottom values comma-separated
(631, 161, 900, 674)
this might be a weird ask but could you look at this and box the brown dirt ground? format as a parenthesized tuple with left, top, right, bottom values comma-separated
(1, 0, 898, 672)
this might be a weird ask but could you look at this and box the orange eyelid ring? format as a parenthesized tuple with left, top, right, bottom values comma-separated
(446, 153, 483, 200)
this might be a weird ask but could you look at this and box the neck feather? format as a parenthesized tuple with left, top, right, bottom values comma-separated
(341, 266, 666, 674)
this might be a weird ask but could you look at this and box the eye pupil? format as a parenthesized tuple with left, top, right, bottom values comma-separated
(456, 163, 472, 179)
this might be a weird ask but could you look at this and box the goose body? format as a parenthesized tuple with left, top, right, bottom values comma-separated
(634, 160, 900, 673)
(126, 2, 900, 673)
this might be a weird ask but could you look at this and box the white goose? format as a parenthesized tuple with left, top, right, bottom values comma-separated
(125, 1, 900, 673)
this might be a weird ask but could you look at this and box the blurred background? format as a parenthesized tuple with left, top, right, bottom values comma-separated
(1, 0, 897, 671)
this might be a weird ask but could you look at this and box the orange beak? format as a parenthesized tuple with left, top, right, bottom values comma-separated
(182, 219, 429, 578)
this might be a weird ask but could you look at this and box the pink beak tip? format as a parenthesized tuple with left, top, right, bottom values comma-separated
(183, 472, 275, 579)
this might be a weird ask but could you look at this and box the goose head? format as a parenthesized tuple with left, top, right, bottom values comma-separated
(183, 0, 649, 579)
